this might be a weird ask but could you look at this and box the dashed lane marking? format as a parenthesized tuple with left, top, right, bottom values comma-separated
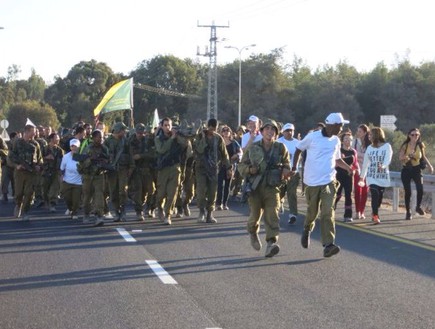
(116, 228, 137, 242)
(145, 260, 178, 284)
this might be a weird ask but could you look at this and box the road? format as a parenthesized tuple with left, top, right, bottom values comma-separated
(0, 197, 434, 329)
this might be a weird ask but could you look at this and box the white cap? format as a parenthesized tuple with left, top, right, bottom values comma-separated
(70, 138, 81, 147)
(325, 112, 349, 125)
(247, 115, 259, 123)
(282, 123, 295, 132)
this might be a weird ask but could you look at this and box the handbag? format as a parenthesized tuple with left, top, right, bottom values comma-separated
(418, 144, 428, 170)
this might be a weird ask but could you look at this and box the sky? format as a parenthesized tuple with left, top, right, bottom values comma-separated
(1, 0, 435, 84)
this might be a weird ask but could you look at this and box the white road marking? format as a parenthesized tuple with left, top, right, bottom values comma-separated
(116, 228, 137, 242)
(146, 260, 178, 284)
(132, 229, 143, 233)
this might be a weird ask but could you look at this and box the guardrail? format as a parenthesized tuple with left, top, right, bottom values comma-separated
(389, 171, 435, 219)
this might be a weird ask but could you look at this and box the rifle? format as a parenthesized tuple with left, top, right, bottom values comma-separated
(17, 158, 35, 172)
(73, 153, 114, 171)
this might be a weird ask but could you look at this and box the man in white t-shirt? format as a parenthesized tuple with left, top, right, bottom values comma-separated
(291, 113, 354, 258)
(241, 115, 262, 150)
(277, 123, 300, 224)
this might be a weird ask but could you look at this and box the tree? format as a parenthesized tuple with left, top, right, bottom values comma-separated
(7, 100, 60, 132)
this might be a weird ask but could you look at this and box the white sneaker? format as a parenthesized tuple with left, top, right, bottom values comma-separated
(65, 209, 72, 215)
(344, 217, 353, 223)
(104, 212, 113, 219)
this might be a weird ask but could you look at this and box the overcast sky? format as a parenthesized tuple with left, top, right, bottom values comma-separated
(1, 0, 434, 83)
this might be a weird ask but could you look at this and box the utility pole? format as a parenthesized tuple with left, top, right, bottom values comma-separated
(197, 21, 229, 120)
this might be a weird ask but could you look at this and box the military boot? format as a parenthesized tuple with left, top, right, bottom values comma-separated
(206, 210, 217, 224)
(197, 208, 206, 223)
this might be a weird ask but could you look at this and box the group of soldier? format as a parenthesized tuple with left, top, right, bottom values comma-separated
(1, 113, 320, 258)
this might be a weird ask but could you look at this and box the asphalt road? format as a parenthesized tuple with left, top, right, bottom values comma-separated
(0, 197, 434, 329)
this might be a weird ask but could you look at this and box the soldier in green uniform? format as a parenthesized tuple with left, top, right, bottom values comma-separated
(8, 124, 43, 221)
(0, 136, 8, 202)
(129, 123, 156, 221)
(238, 119, 291, 257)
(154, 117, 188, 225)
(104, 122, 132, 222)
(193, 118, 232, 223)
(79, 129, 110, 226)
(42, 132, 64, 212)
(34, 128, 48, 207)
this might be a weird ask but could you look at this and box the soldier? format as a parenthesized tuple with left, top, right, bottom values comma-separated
(42, 132, 64, 212)
(154, 117, 188, 225)
(129, 123, 156, 221)
(8, 124, 43, 221)
(238, 119, 291, 257)
(104, 122, 131, 222)
(277, 123, 300, 224)
(34, 128, 48, 207)
(1, 132, 18, 203)
(193, 118, 232, 223)
(78, 129, 110, 226)
(0, 136, 8, 202)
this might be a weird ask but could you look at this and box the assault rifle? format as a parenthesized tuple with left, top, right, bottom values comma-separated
(72, 153, 114, 171)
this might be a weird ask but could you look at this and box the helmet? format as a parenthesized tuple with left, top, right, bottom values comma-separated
(260, 119, 279, 134)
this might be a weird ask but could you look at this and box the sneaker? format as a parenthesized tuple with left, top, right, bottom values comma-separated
(65, 209, 72, 216)
(164, 217, 172, 225)
(250, 233, 262, 251)
(183, 204, 191, 217)
(216, 205, 223, 211)
(197, 209, 206, 223)
(301, 229, 311, 248)
(265, 241, 280, 258)
(223, 205, 229, 210)
(93, 217, 104, 227)
(288, 214, 297, 225)
(147, 209, 156, 218)
(360, 213, 366, 219)
(14, 204, 22, 218)
(136, 212, 145, 221)
(405, 212, 412, 220)
(372, 215, 381, 225)
(175, 211, 183, 218)
(323, 244, 340, 257)
(104, 212, 114, 219)
(71, 215, 79, 220)
(416, 207, 425, 216)
(344, 217, 353, 223)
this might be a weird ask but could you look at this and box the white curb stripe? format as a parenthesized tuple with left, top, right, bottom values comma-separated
(146, 260, 177, 284)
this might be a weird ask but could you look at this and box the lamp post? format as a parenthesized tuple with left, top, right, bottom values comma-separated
(225, 44, 256, 127)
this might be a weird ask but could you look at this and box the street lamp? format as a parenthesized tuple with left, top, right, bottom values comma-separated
(225, 44, 256, 127)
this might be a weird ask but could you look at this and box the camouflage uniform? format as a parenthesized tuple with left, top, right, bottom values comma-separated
(104, 122, 131, 222)
(174, 137, 194, 218)
(79, 139, 110, 225)
(128, 124, 156, 220)
(8, 136, 43, 220)
(42, 144, 64, 210)
(238, 119, 290, 257)
(154, 128, 188, 224)
(0, 136, 9, 201)
(34, 136, 48, 207)
(193, 129, 231, 223)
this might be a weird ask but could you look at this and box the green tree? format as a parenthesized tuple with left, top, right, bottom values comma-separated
(7, 100, 60, 132)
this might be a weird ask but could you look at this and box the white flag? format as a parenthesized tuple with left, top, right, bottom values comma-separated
(152, 109, 160, 129)
(25, 118, 36, 127)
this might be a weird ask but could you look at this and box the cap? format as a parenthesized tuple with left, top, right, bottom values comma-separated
(260, 118, 279, 134)
(112, 122, 127, 133)
(247, 115, 259, 123)
(325, 113, 350, 125)
(69, 138, 80, 148)
(282, 123, 295, 132)
(135, 123, 146, 133)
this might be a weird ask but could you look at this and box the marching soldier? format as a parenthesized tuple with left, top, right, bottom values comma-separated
(129, 123, 156, 221)
(193, 118, 231, 223)
(104, 122, 131, 222)
(238, 119, 291, 257)
(8, 124, 43, 221)
(42, 133, 64, 212)
(78, 129, 110, 226)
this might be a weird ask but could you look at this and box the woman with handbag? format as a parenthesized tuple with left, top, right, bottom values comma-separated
(399, 128, 434, 220)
